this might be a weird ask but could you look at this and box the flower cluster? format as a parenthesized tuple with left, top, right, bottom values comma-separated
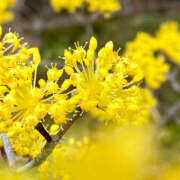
(64, 37, 156, 125)
(85, 0, 121, 16)
(156, 21, 180, 63)
(124, 21, 180, 89)
(0, 0, 16, 24)
(0, 26, 76, 157)
(50, 0, 120, 16)
(124, 32, 169, 89)
(0, 27, 155, 157)
(50, 0, 84, 13)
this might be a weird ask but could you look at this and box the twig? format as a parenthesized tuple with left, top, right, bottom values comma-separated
(17, 107, 82, 173)
(0, 147, 7, 162)
(160, 101, 180, 127)
(0, 133, 16, 168)
(174, 117, 180, 125)
(151, 106, 161, 123)
(15, 156, 29, 163)
(167, 70, 180, 93)
(123, 80, 143, 89)
(85, 21, 93, 38)
(35, 122, 52, 143)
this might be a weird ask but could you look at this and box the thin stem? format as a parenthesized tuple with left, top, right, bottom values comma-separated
(17, 107, 82, 173)
(0, 133, 16, 168)
(86, 21, 93, 39)
(159, 102, 180, 127)
(35, 122, 52, 143)
(123, 80, 143, 90)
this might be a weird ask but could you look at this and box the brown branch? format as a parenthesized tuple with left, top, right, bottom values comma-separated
(123, 80, 143, 90)
(35, 122, 52, 143)
(17, 107, 82, 173)
(0, 147, 7, 162)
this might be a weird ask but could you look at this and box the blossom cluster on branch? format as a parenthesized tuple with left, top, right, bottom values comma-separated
(63, 37, 155, 124)
(0, 25, 156, 158)
(0, 19, 180, 179)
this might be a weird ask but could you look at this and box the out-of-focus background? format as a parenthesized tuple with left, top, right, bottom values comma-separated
(2, 0, 180, 154)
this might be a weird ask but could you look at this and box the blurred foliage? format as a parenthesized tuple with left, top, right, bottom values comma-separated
(41, 11, 180, 59)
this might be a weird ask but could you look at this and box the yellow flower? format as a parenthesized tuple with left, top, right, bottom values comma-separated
(86, 0, 121, 17)
(50, 0, 84, 13)
(125, 21, 180, 89)
(156, 21, 180, 63)
(50, 0, 120, 16)
(0, 26, 76, 157)
(124, 32, 169, 89)
(39, 125, 157, 180)
(63, 37, 155, 124)
(39, 136, 91, 180)
(0, 0, 16, 24)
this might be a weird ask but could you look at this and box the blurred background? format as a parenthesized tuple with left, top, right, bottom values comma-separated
(2, 0, 180, 158)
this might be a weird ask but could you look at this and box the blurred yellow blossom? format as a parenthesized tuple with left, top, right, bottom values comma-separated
(50, 0, 120, 16)
(125, 21, 180, 89)
(0, 0, 16, 24)
(156, 21, 180, 63)
(39, 125, 157, 180)
(125, 32, 169, 89)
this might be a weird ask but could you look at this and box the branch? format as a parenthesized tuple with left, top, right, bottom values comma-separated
(0, 133, 16, 168)
(15, 156, 29, 163)
(17, 107, 82, 173)
(174, 117, 180, 125)
(160, 101, 180, 127)
(0, 147, 6, 162)
(35, 122, 52, 143)
(123, 80, 144, 90)
(167, 70, 180, 93)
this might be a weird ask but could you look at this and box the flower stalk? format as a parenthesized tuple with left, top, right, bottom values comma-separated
(17, 107, 82, 173)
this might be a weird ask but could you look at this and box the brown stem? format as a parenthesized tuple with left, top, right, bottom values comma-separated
(17, 107, 82, 173)
(123, 80, 144, 90)
(56, 106, 82, 138)
(35, 123, 52, 143)
(0, 147, 7, 162)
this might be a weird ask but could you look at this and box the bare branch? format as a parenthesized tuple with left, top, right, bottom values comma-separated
(167, 70, 180, 93)
(160, 102, 180, 127)
(17, 107, 82, 173)
(15, 156, 29, 163)
(174, 117, 180, 125)
(0, 133, 16, 168)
